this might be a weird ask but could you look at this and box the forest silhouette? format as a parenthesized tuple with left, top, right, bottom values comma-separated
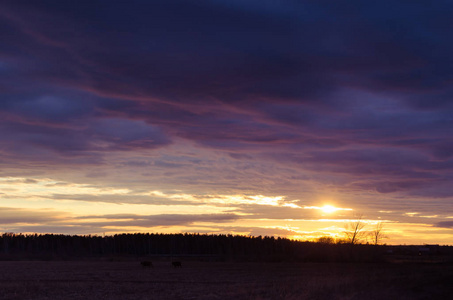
(1, 233, 452, 263)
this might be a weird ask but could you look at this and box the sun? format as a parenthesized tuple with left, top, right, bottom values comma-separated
(320, 205, 338, 213)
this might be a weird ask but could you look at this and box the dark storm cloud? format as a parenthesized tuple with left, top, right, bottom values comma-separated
(0, 0, 452, 200)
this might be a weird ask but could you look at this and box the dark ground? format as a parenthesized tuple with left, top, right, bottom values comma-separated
(0, 260, 452, 299)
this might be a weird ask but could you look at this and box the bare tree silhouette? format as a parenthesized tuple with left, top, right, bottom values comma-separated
(371, 222, 387, 245)
(344, 214, 367, 245)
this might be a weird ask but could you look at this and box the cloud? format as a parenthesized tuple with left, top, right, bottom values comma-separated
(74, 213, 241, 227)
(0, 205, 240, 233)
(435, 221, 453, 229)
(1, 0, 453, 241)
(0, 114, 171, 164)
(48, 193, 197, 206)
(0, 207, 67, 225)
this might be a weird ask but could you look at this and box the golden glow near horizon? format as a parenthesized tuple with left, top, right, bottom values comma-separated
(2, 2, 453, 250)
(303, 204, 353, 214)
(320, 205, 338, 213)
(1, 176, 452, 245)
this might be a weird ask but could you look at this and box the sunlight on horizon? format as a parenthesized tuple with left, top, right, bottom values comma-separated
(1, 176, 452, 245)
(320, 205, 338, 213)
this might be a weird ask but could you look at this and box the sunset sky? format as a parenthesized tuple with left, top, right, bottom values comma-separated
(1, 0, 453, 245)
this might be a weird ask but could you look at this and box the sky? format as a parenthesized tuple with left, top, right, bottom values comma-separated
(1, 0, 453, 245)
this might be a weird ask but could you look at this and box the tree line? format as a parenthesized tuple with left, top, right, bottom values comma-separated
(0, 233, 300, 261)
(0, 232, 424, 262)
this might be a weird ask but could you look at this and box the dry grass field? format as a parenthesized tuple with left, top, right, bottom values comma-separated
(0, 260, 452, 300)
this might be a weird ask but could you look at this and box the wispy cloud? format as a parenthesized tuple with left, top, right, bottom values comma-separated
(0, 0, 452, 243)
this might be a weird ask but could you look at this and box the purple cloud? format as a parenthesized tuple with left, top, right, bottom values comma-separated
(0, 0, 453, 240)
(436, 221, 453, 228)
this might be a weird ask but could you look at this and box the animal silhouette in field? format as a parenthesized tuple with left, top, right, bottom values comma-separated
(172, 261, 182, 268)
(140, 261, 153, 267)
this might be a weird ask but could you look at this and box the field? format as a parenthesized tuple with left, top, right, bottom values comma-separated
(0, 260, 452, 300)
